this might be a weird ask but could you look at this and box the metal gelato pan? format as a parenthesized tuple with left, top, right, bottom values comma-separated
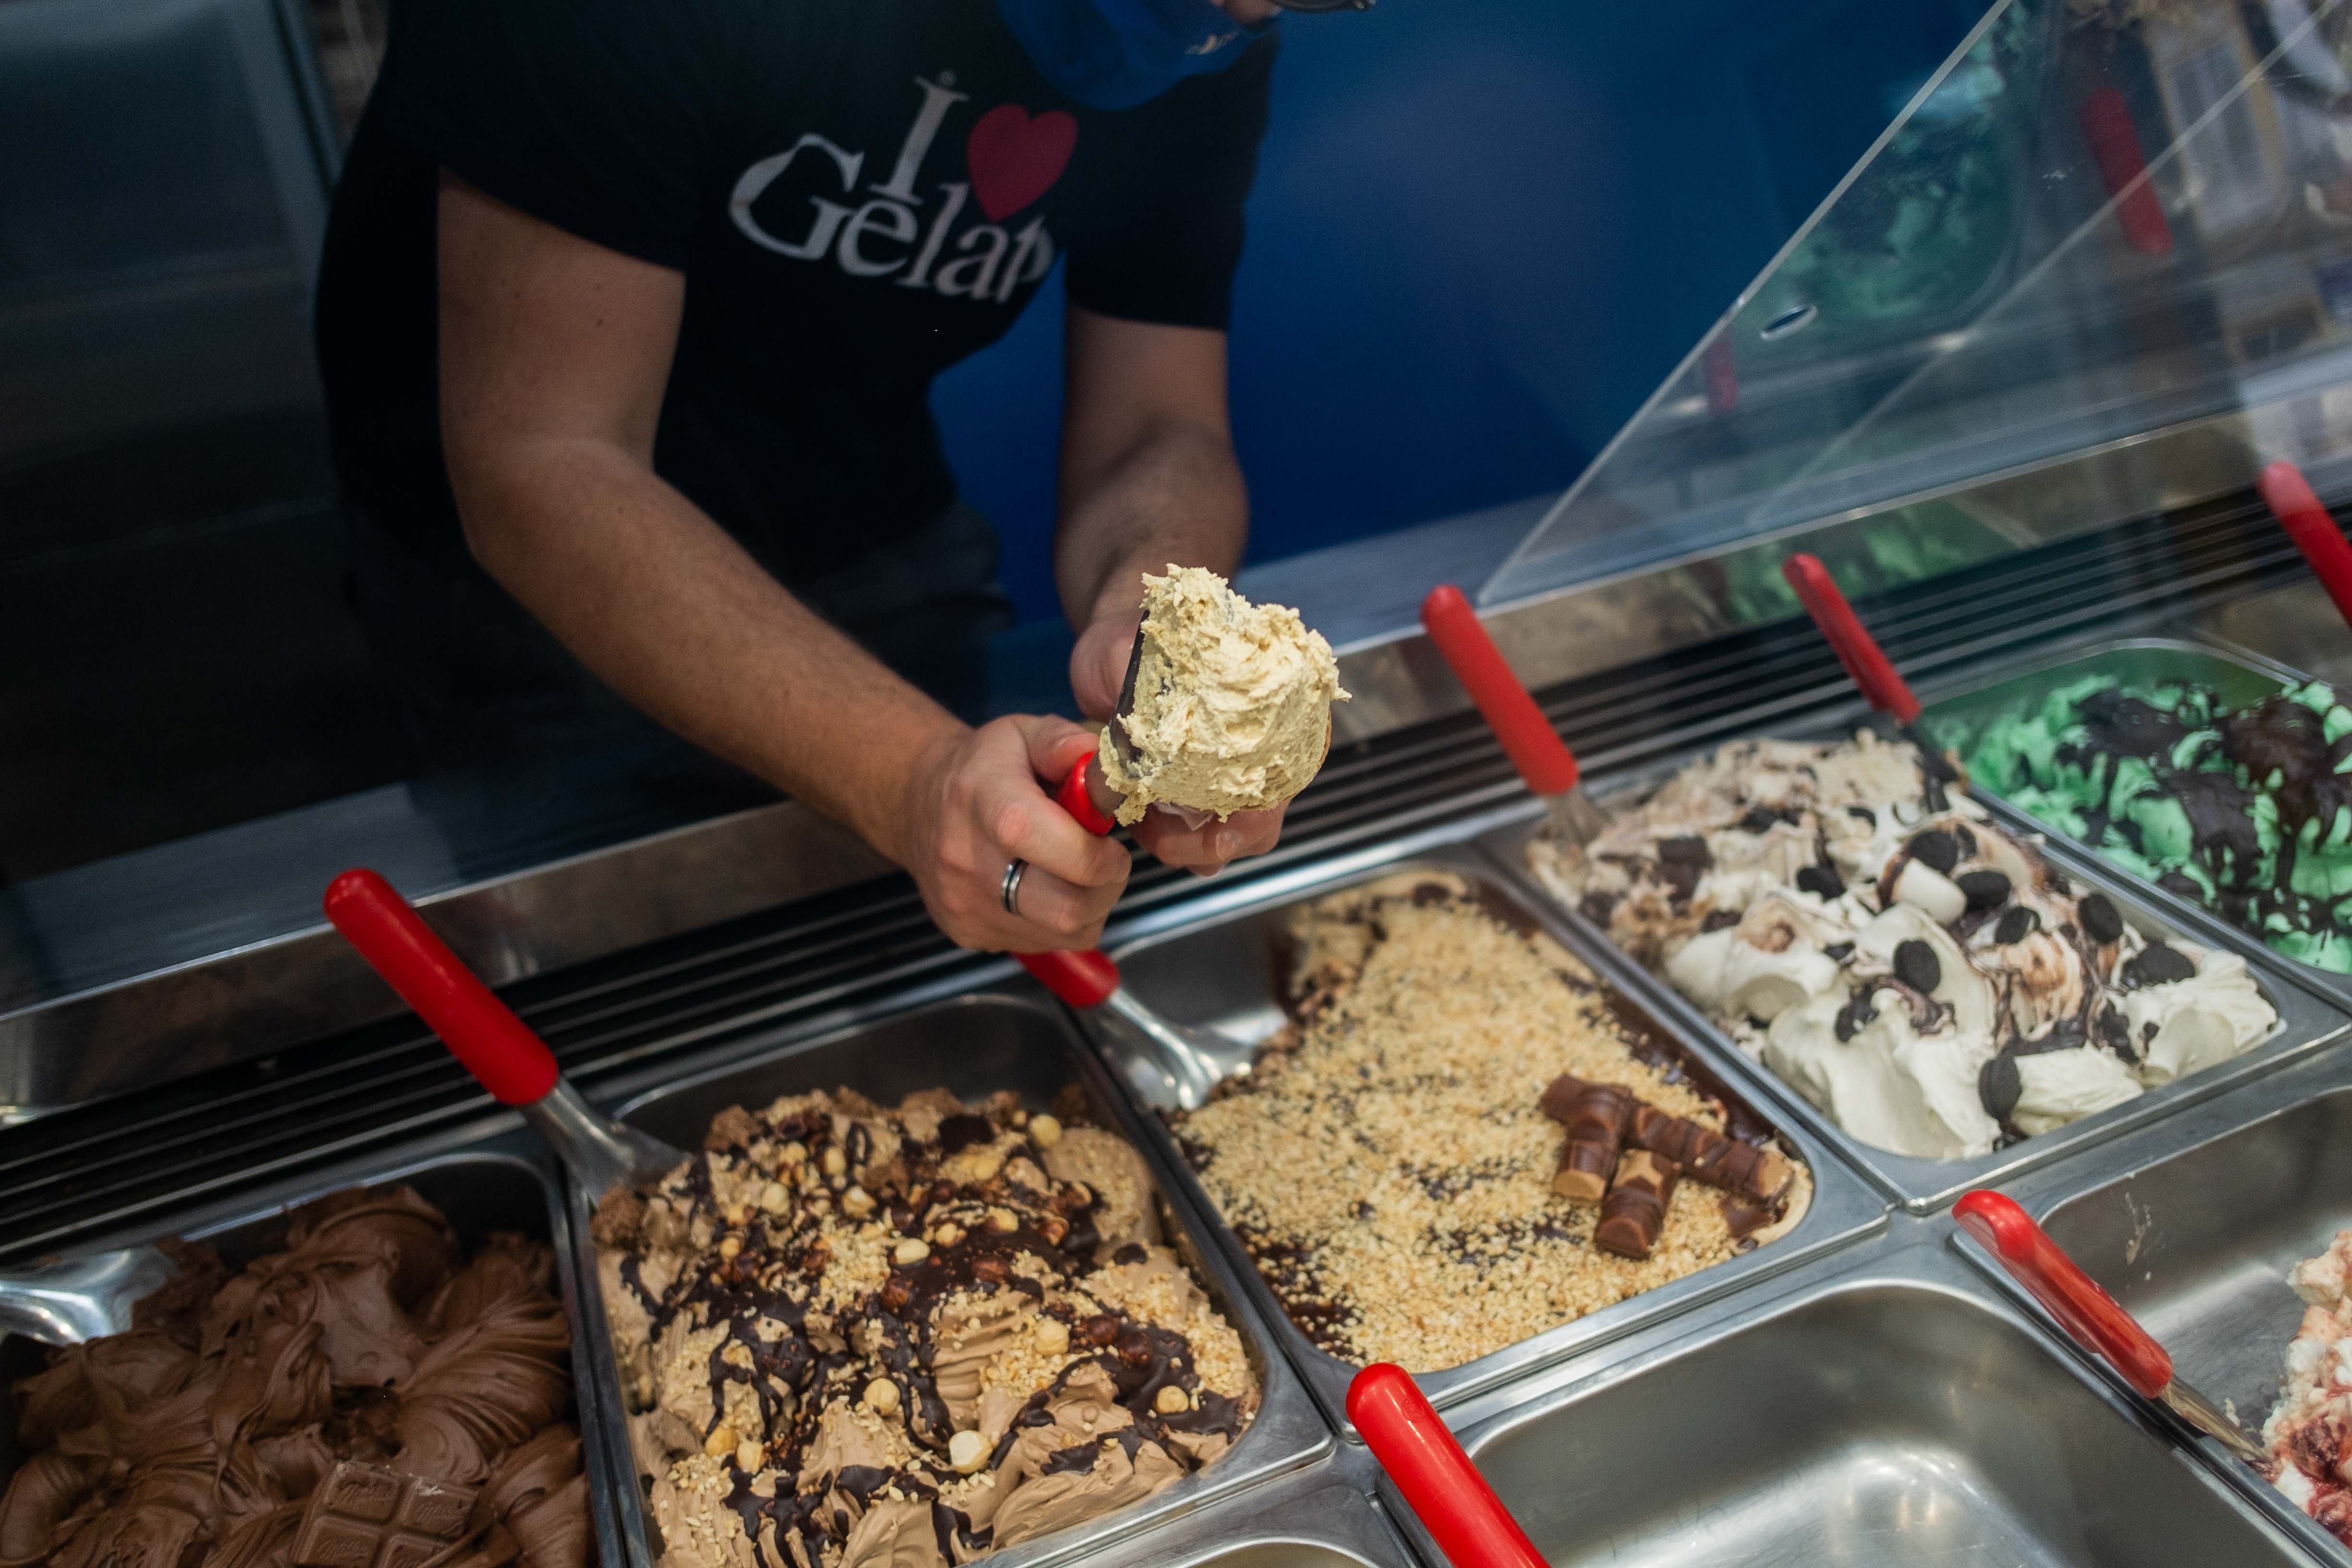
(1044, 1458, 1420, 1568)
(0, 1134, 622, 1568)
(1094, 841, 1887, 1436)
(567, 992, 1332, 1568)
(1970, 1044, 2352, 1566)
(1475, 699, 2352, 1215)
(1384, 1243, 2310, 1568)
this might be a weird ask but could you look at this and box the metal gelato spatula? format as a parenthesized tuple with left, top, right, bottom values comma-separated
(0, 1244, 180, 1346)
(1419, 583, 1609, 845)
(1780, 552, 1960, 811)
(1955, 1190, 2266, 1465)
(324, 869, 686, 1201)
(1349, 1363, 1549, 1568)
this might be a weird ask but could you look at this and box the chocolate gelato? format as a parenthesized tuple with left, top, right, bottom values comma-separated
(1531, 733, 2279, 1159)
(0, 1186, 587, 1568)
(592, 1089, 1256, 1568)
(1167, 872, 1809, 1373)
(1098, 567, 1347, 827)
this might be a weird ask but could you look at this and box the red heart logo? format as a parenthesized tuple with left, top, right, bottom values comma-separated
(966, 105, 1078, 223)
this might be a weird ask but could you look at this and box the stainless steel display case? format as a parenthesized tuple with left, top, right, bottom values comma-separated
(1379, 1238, 2313, 1568)
(0, 1129, 627, 1568)
(1967, 1040, 2352, 1566)
(1091, 835, 1889, 1436)
(563, 992, 1334, 1568)
(1471, 707, 2352, 1216)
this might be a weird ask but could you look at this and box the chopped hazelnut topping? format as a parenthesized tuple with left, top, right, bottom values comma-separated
(1153, 1385, 1190, 1415)
(822, 1146, 847, 1176)
(893, 1238, 930, 1265)
(703, 1423, 738, 1458)
(861, 1380, 899, 1416)
(843, 1186, 876, 1218)
(1029, 1114, 1064, 1149)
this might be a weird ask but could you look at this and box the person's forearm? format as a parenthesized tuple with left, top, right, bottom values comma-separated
(451, 435, 960, 867)
(1054, 418, 1247, 630)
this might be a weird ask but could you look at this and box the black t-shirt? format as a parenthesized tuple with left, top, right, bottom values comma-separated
(314, 0, 1276, 591)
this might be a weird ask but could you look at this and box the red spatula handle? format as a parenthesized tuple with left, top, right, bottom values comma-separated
(1349, 1363, 1548, 1568)
(2079, 87, 2174, 257)
(1054, 748, 1119, 838)
(1954, 1190, 2172, 1399)
(1781, 553, 1923, 726)
(2260, 461, 2352, 632)
(324, 869, 559, 1106)
(1420, 585, 1580, 796)
(1018, 948, 1120, 1010)
(1017, 749, 1122, 1005)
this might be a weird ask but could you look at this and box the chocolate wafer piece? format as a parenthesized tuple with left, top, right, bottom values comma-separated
(293, 1462, 478, 1568)
(1548, 1080, 1636, 1204)
(1626, 1104, 1791, 1204)
(1593, 1151, 1678, 1260)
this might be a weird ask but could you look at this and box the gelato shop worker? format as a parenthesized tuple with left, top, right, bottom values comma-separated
(314, 0, 1364, 955)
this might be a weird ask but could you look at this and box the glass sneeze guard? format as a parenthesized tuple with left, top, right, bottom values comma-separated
(1486, 0, 2352, 616)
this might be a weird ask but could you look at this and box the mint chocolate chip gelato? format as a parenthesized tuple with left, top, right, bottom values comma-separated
(1962, 677, 2352, 974)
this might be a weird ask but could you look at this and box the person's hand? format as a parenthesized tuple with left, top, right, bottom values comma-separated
(894, 716, 1130, 953)
(1071, 611, 1143, 724)
(1134, 802, 1287, 879)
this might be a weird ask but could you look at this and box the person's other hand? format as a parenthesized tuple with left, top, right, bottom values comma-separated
(1071, 610, 1142, 723)
(1132, 802, 1286, 879)
(896, 716, 1130, 952)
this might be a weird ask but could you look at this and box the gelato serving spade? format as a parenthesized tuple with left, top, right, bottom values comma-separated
(2259, 459, 2352, 634)
(0, 1244, 180, 1346)
(1780, 552, 1960, 809)
(1419, 583, 1608, 845)
(1020, 748, 1258, 1113)
(1955, 1190, 2266, 1466)
(324, 868, 686, 1202)
(1348, 1363, 1548, 1568)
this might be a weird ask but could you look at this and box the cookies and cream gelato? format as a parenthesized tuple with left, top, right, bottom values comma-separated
(591, 1088, 1256, 1568)
(0, 1185, 587, 1568)
(1531, 733, 2279, 1160)
(1098, 567, 1347, 826)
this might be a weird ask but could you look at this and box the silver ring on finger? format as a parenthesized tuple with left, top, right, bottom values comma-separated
(1001, 858, 1029, 916)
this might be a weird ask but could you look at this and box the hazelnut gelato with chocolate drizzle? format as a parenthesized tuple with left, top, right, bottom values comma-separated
(1167, 871, 1809, 1373)
(1098, 566, 1347, 827)
(591, 1088, 1255, 1568)
(0, 1185, 587, 1568)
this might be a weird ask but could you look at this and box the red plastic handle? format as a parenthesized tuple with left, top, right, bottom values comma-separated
(2078, 88, 2174, 257)
(1781, 553, 1922, 726)
(1419, 585, 1580, 796)
(1953, 1190, 2172, 1399)
(1054, 748, 1118, 838)
(2260, 461, 2352, 633)
(1349, 1364, 1547, 1568)
(323, 869, 560, 1106)
(1018, 948, 1120, 1010)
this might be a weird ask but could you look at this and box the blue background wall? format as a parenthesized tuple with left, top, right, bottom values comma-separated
(932, 0, 1991, 625)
